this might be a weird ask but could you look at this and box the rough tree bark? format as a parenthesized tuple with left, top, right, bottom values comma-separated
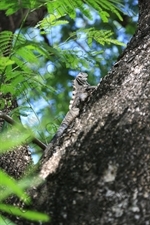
(1, 0, 150, 224)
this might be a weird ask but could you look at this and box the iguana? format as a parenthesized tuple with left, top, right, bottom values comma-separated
(43, 72, 96, 158)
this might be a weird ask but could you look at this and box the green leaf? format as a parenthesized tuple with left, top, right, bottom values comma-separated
(0, 0, 44, 15)
(1, 83, 16, 95)
(77, 28, 125, 47)
(0, 170, 29, 202)
(99, 10, 109, 23)
(87, 0, 123, 21)
(0, 216, 16, 225)
(0, 57, 15, 72)
(37, 14, 69, 31)
(0, 204, 50, 222)
(88, 37, 92, 47)
(0, 31, 13, 56)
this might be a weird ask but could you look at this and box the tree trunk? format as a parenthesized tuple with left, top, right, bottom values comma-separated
(3, 0, 150, 224)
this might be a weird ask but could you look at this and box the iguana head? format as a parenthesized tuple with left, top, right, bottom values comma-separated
(74, 72, 89, 87)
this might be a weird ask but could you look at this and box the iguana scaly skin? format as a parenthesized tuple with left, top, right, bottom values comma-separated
(54, 72, 96, 138)
(43, 72, 96, 158)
